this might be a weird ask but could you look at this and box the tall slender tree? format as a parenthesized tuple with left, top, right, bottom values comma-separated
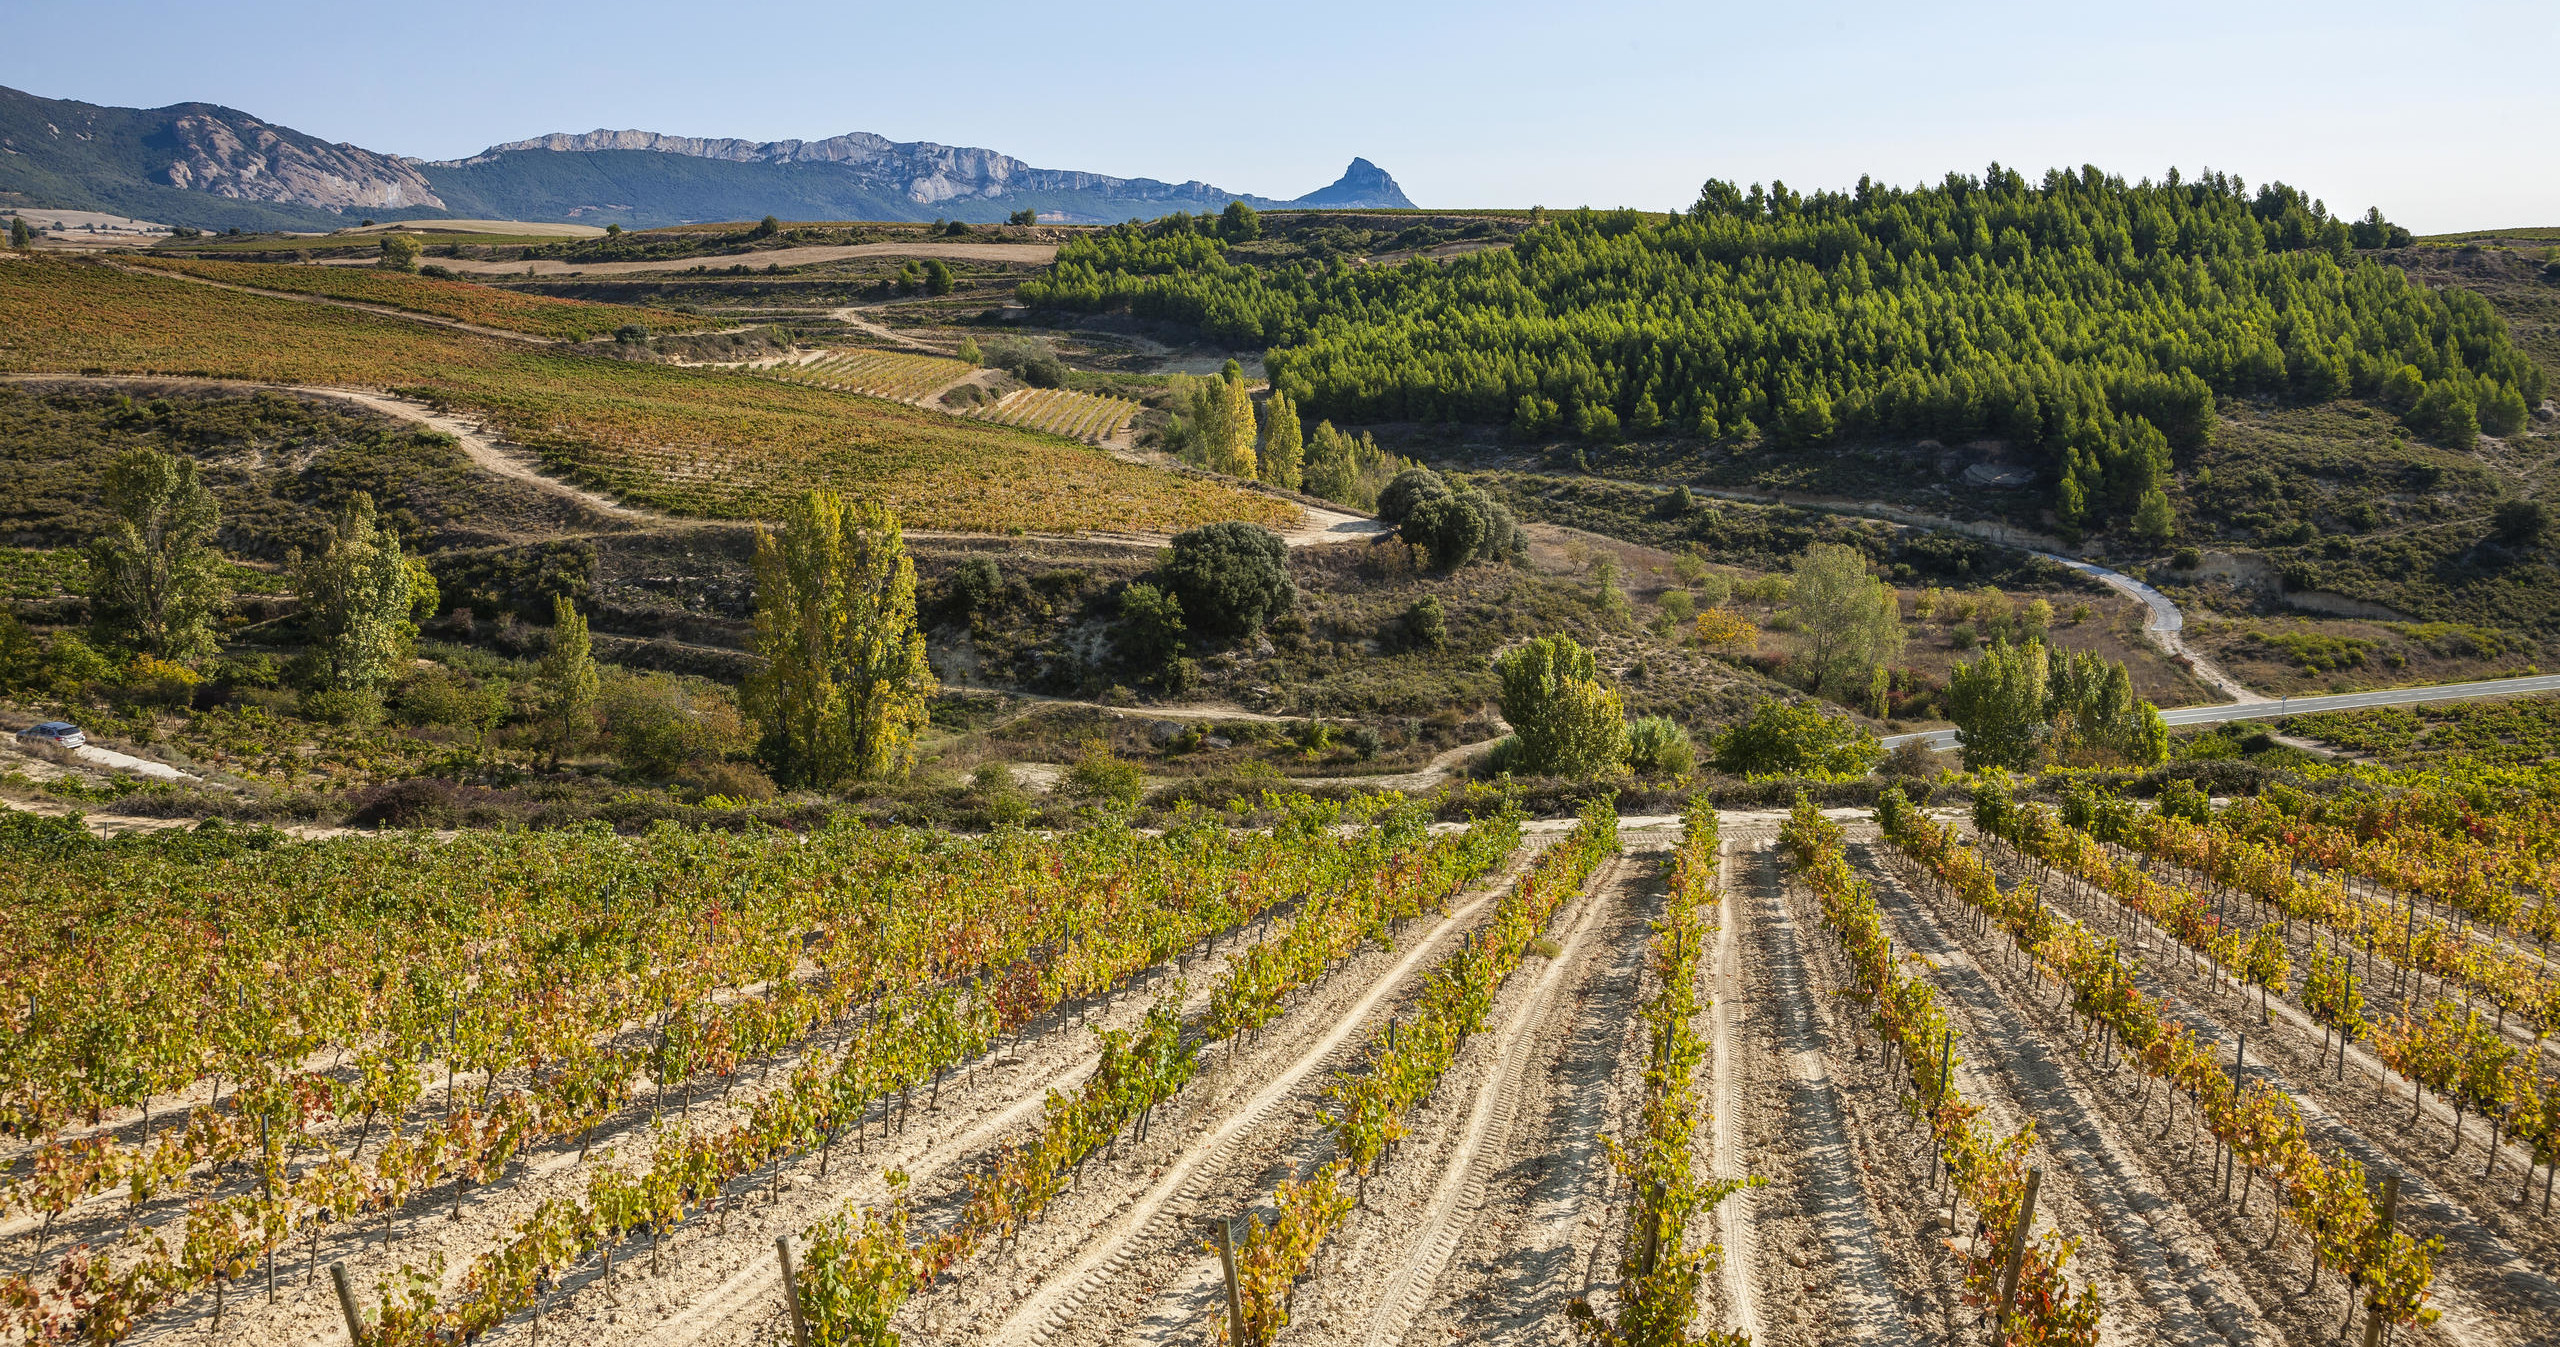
(1258, 391, 1304, 491)
(86, 447, 227, 662)
(291, 492, 422, 693)
(744, 491, 938, 786)
(536, 595, 599, 768)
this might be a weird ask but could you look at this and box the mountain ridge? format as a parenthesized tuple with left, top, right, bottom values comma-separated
(0, 85, 1414, 230)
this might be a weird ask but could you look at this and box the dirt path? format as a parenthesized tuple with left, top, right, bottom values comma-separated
(1320, 853, 1648, 1347)
(1706, 832, 1762, 1339)
(935, 843, 1553, 1347)
(1738, 840, 1918, 1346)
(342, 241, 1058, 278)
(1861, 837, 2276, 1347)
(827, 304, 949, 354)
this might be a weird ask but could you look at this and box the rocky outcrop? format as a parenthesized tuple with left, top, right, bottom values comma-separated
(1288, 158, 1414, 209)
(161, 112, 442, 210)
(437, 127, 1230, 209)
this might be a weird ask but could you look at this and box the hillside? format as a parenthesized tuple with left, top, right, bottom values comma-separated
(1022, 166, 2560, 632)
(0, 83, 1412, 230)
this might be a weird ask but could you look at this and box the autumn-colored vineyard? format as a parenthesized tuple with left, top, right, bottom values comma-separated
(0, 798, 1462, 1344)
(118, 256, 718, 342)
(0, 257, 1296, 534)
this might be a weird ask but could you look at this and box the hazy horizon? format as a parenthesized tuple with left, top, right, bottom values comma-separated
(7, 0, 2554, 234)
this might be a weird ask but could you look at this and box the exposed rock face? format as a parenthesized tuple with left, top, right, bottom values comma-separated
(160, 112, 443, 210)
(1289, 158, 1415, 209)
(439, 128, 1227, 209)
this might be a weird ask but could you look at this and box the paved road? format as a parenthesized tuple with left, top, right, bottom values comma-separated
(1881, 673, 2560, 751)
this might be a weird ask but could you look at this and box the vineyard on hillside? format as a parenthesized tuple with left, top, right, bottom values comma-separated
(761, 348, 974, 402)
(3, 773, 2555, 1347)
(0, 258, 1298, 534)
(974, 387, 1141, 443)
(118, 256, 721, 342)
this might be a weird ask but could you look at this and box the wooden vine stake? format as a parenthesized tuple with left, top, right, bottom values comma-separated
(329, 1262, 365, 1345)
(1995, 1168, 2043, 1334)
(777, 1234, 811, 1347)
(1213, 1217, 1246, 1346)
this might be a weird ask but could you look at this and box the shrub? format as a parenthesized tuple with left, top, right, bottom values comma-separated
(1160, 522, 1293, 643)
(945, 556, 1002, 619)
(1065, 737, 1142, 807)
(1114, 582, 1187, 679)
(2154, 776, 2213, 825)
(600, 670, 751, 778)
(1710, 697, 1881, 776)
(1376, 467, 1449, 524)
(1493, 634, 1627, 778)
(1403, 595, 1448, 651)
(298, 686, 382, 727)
(1625, 716, 1695, 777)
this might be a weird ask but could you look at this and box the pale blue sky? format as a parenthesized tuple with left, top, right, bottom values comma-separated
(6, 0, 2554, 232)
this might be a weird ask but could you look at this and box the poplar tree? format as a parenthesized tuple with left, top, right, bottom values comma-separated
(293, 493, 429, 694)
(1258, 391, 1304, 490)
(1215, 368, 1259, 478)
(1785, 543, 1904, 698)
(537, 595, 599, 767)
(744, 491, 937, 786)
(87, 447, 227, 662)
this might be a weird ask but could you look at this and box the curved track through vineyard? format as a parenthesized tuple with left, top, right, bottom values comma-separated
(7, 799, 2556, 1347)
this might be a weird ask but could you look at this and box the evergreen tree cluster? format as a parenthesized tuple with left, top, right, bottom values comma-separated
(1025, 165, 2542, 539)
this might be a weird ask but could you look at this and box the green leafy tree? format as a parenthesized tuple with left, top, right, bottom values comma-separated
(1219, 200, 1262, 241)
(1946, 641, 2050, 770)
(923, 259, 955, 295)
(86, 447, 227, 662)
(378, 234, 422, 272)
(2131, 486, 2176, 546)
(9, 217, 30, 250)
(744, 491, 938, 786)
(1494, 634, 1628, 777)
(1114, 581, 1186, 680)
(1785, 542, 1903, 699)
(1160, 522, 1293, 643)
(291, 492, 423, 693)
(536, 595, 600, 768)
(1403, 595, 1447, 650)
(1710, 697, 1881, 776)
(1258, 391, 1304, 490)
(2495, 499, 2550, 547)
(1009, 208, 1039, 226)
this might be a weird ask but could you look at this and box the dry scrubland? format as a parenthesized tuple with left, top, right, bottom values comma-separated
(0, 257, 1292, 534)
(118, 255, 720, 341)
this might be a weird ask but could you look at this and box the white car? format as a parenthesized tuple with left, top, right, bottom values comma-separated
(16, 722, 87, 749)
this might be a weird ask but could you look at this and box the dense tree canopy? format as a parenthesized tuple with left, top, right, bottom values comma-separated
(1026, 165, 2542, 538)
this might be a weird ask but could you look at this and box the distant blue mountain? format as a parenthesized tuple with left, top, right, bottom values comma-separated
(0, 84, 1415, 230)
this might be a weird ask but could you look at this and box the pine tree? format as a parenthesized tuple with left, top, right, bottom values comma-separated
(537, 595, 599, 768)
(1258, 391, 1304, 490)
(86, 447, 227, 662)
(744, 491, 938, 786)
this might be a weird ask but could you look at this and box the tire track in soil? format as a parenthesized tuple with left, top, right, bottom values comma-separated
(1707, 831, 1761, 1341)
(2011, 844, 2560, 1344)
(1858, 837, 2277, 1347)
(1344, 852, 1649, 1347)
(955, 844, 1555, 1347)
(1741, 839, 1917, 1347)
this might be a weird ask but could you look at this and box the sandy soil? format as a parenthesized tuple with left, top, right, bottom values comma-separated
(324, 242, 1057, 278)
(1997, 835, 2560, 1343)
